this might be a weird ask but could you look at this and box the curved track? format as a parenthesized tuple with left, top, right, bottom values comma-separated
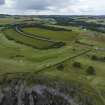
(15, 26, 58, 43)
(2, 27, 65, 50)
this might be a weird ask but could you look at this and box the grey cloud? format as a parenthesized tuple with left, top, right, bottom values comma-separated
(13, 0, 77, 10)
(0, 0, 104, 15)
(14, 0, 50, 10)
(0, 0, 4, 5)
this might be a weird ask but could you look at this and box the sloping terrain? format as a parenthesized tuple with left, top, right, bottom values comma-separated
(0, 16, 105, 105)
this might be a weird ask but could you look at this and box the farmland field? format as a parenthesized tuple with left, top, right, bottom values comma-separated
(0, 15, 105, 105)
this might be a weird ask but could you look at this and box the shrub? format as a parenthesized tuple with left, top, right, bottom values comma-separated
(72, 62, 81, 68)
(56, 64, 64, 70)
(72, 48, 76, 51)
(91, 55, 105, 62)
(75, 40, 80, 44)
(86, 66, 96, 75)
(91, 55, 98, 60)
(103, 57, 105, 61)
(52, 42, 66, 48)
(100, 57, 105, 62)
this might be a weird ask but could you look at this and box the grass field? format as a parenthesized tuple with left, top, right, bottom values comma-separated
(0, 16, 105, 105)
(0, 29, 84, 73)
(22, 27, 79, 41)
(3, 28, 56, 49)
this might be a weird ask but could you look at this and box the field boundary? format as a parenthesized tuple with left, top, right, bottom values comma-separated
(2, 28, 65, 50)
(15, 26, 57, 43)
(34, 49, 92, 74)
(0, 49, 92, 77)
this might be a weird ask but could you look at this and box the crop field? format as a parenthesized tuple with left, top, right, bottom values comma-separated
(0, 15, 105, 105)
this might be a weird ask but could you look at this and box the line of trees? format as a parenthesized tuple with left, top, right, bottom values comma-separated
(53, 16, 105, 33)
(13, 23, 71, 31)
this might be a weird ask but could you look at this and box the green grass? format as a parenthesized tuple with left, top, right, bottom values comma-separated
(0, 17, 105, 104)
(0, 17, 33, 25)
(0, 31, 85, 74)
(0, 18, 15, 25)
(22, 27, 79, 41)
(3, 29, 55, 49)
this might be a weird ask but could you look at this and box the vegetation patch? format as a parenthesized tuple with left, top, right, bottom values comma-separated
(2, 28, 65, 49)
(22, 27, 78, 41)
(0, 15, 105, 105)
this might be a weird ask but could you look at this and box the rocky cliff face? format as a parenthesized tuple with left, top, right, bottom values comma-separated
(0, 79, 95, 105)
(0, 80, 76, 105)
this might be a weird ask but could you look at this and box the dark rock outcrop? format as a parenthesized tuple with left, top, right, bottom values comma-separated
(0, 80, 77, 105)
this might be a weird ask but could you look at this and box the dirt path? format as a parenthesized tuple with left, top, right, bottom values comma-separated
(34, 49, 92, 74)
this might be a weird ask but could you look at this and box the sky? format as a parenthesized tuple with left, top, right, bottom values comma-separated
(0, 0, 105, 15)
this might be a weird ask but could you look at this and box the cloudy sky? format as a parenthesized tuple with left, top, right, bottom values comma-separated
(0, 0, 105, 15)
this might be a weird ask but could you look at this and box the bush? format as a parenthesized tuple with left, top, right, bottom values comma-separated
(91, 55, 98, 60)
(103, 57, 105, 61)
(75, 40, 80, 44)
(56, 64, 64, 70)
(72, 48, 76, 51)
(86, 66, 96, 75)
(52, 42, 66, 48)
(100, 57, 105, 62)
(72, 62, 81, 68)
(91, 55, 105, 62)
